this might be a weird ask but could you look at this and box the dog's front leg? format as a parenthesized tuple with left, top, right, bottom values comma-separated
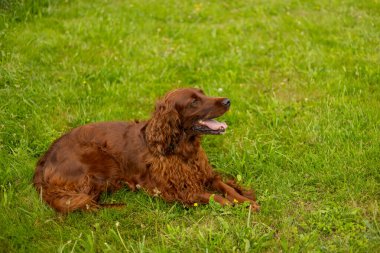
(212, 178, 260, 211)
(192, 192, 232, 207)
(225, 179, 257, 201)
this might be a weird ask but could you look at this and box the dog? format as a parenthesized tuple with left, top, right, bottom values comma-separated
(33, 88, 260, 213)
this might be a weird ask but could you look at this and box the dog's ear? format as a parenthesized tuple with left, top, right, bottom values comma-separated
(145, 99, 181, 156)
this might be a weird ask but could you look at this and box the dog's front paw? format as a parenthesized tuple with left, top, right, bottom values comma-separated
(250, 202, 260, 212)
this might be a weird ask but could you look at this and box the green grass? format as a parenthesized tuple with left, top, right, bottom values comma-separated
(1, 0, 379, 252)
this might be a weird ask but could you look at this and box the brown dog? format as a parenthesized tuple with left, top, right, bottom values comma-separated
(33, 88, 260, 213)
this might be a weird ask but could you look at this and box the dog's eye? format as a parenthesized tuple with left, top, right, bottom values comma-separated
(190, 99, 200, 107)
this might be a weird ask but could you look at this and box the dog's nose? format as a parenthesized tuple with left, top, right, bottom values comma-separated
(221, 98, 231, 108)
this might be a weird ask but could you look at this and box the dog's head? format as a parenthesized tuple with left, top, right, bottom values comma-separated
(146, 88, 230, 155)
(164, 88, 230, 135)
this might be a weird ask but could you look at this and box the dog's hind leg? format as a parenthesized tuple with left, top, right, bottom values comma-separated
(49, 190, 99, 213)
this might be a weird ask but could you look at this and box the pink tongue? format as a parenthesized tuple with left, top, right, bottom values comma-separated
(199, 119, 227, 131)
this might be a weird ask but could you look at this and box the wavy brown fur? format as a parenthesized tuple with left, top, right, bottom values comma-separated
(33, 88, 259, 213)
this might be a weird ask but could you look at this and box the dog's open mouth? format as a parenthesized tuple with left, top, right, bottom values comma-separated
(193, 119, 228, 135)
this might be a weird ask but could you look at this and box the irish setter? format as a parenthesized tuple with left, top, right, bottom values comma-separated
(33, 88, 260, 213)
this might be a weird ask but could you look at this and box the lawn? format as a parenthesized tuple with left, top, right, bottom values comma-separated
(0, 0, 379, 252)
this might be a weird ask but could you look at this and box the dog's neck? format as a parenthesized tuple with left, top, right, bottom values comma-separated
(142, 121, 202, 159)
(164, 132, 202, 158)
(163, 133, 202, 162)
